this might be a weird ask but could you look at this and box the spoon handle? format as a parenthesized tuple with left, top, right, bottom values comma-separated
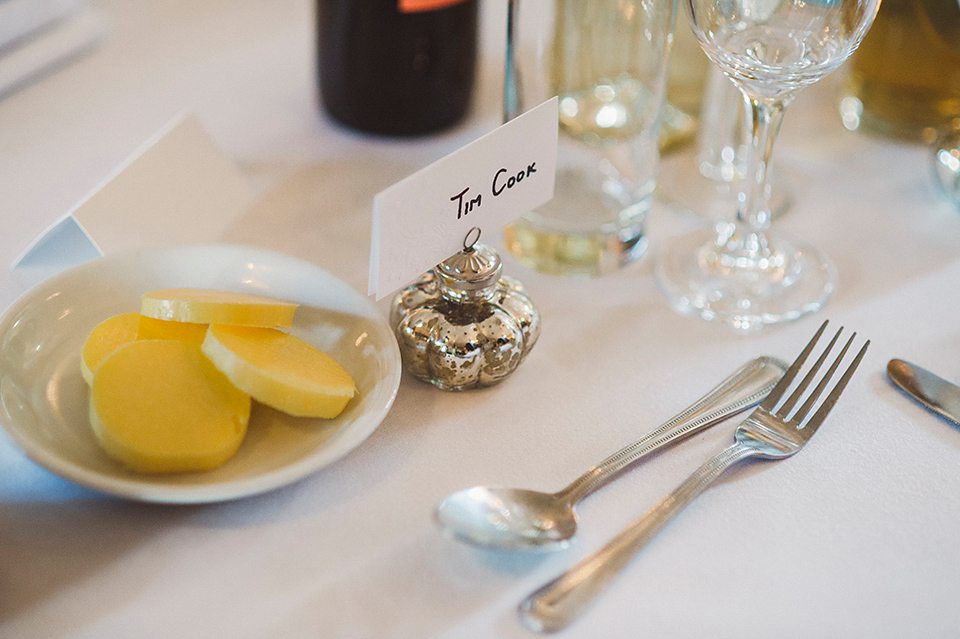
(557, 356, 785, 505)
(519, 443, 760, 633)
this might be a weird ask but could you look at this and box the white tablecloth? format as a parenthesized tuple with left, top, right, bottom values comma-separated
(3, 1, 960, 637)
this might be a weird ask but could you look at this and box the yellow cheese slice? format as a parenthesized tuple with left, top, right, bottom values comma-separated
(137, 315, 208, 343)
(80, 312, 141, 385)
(90, 340, 251, 473)
(141, 288, 298, 328)
(201, 325, 356, 418)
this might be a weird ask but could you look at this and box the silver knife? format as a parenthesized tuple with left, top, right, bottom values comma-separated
(887, 359, 960, 426)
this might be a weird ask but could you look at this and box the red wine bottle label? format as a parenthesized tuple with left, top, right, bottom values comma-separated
(398, 0, 467, 12)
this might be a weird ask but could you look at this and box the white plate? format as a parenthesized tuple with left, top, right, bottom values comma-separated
(0, 244, 401, 503)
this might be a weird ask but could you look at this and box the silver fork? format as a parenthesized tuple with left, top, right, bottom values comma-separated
(518, 320, 870, 633)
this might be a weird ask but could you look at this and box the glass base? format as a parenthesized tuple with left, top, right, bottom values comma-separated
(504, 216, 648, 277)
(655, 225, 836, 331)
(503, 166, 651, 277)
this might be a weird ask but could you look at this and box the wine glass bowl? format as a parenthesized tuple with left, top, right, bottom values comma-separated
(656, 0, 880, 330)
(699, 12, 865, 96)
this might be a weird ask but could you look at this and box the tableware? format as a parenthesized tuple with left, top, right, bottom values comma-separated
(435, 355, 786, 552)
(839, 0, 960, 143)
(659, 6, 708, 153)
(518, 321, 869, 632)
(656, 0, 879, 330)
(659, 66, 794, 222)
(929, 0, 960, 211)
(933, 127, 960, 210)
(887, 359, 960, 426)
(501, 0, 678, 276)
(0, 244, 402, 504)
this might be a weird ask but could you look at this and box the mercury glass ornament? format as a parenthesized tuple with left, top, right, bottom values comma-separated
(390, 229, 540, 391)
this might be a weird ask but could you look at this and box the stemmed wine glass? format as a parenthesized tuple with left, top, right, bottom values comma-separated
(658, 64, 795, 223)
(656, 0, 880, 330)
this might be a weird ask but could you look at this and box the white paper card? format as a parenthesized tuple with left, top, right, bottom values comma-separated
(369, 97, 558, 299)
(14, 112, 254, 267)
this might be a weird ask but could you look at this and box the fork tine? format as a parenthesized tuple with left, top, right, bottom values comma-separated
(802, 339, 870, 432)
(790, 331, 855, 424)
(777, 326, 843, 417)
(759, 320, 829, 411)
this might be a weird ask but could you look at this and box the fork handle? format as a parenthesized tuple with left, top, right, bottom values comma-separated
(518, 442, 759, 634)
(556, 357, 785, 505)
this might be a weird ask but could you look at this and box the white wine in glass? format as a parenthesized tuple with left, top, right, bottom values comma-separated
(504, 0, 676, 277)
(656, 0, 880, 330)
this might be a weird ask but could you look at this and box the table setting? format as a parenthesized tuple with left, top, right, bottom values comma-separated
(2, 0, 960, 637)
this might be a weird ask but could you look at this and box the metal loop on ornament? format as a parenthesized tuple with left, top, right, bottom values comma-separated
(463, 226, 481, 253)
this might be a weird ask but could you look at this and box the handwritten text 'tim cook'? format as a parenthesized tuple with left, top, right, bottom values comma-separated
(449, 162, 538, 220)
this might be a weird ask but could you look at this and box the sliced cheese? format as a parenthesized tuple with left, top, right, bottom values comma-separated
(141, 288, 298, 328)
(202, 325, 356, 418)
(137, 315, 208, 343)
(90, 340, 251, 473)
(80, 312, 141, 385)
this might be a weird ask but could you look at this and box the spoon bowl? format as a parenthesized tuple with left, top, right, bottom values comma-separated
(436, 486, 578, 551)
(433, 356, 787, 552)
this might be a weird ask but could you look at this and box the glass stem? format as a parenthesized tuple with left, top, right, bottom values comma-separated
(736, 93, 787, 239)
(503, 0, 521, 123)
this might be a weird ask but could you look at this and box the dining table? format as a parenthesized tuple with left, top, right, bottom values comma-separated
(3, 1, 960, 637)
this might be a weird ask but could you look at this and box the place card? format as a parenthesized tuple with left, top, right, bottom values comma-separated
(13, 112, 254, 267)
(369, 97, 558, 300)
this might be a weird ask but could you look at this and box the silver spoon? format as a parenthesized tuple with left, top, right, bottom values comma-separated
(435, 356, 787, 552)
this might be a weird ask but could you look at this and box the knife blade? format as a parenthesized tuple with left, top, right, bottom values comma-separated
(887, 359, 960, 426)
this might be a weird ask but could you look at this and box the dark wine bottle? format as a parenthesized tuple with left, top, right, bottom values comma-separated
(317, 0, 479, 136)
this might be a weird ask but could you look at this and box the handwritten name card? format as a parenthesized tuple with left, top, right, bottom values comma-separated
(368, 98, 558, 300)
